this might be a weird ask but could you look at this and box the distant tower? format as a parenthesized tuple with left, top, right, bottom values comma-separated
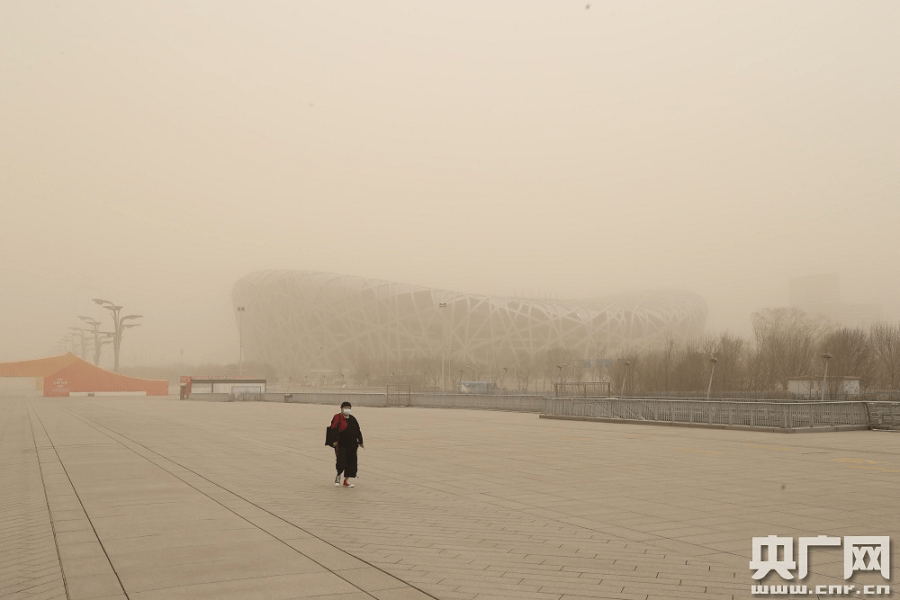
(789, 274, 882, 327)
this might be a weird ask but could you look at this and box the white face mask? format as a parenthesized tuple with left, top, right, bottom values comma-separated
(342, 408, 351, 415)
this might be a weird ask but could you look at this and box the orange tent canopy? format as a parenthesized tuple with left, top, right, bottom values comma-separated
(0, 353, 80, 377)
(0, 353, 168, 397)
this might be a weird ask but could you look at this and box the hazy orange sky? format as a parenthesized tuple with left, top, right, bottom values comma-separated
(2, 1, 898, 368)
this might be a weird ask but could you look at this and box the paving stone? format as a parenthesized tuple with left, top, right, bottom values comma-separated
(4, 396, 899, 600)
(0, 400, 67, 599)
(65, 572, 125, 599)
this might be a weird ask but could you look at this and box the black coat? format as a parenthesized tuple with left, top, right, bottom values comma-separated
(332, 414, 363, 448)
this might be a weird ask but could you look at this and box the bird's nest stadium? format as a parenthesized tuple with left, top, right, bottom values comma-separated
(232, 270, 707, 383)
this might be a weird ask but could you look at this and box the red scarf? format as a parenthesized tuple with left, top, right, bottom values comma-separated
(331, 413, 348, 432)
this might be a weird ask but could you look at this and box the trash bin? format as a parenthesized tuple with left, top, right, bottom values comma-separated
(180, 383, 188, 400)
(284, 394, 293, 403)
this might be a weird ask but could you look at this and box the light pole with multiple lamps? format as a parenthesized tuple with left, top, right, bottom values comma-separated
(61, 332, 77, 354)
(92, 299, 142, 373)
(821, 352, 832, 400)
(78, 316, 103, 365)
(68, 327, 89, 360)
(706, 357, 718, 399)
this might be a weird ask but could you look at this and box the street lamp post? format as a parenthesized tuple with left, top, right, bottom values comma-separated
(64, 332, 78, 354)
(439, 302, 448, 391)
(447, 349, 453, 393)
(69, 327, 89, 360)
(706, 357, 718, 400)
(821, 353, 832, 401)
(93, 299, 142, 373)
(79, 316, 103, 365)
(507, 346, 518, 391)
(237, 306, 246, 376)
(620, 359, 630, 397)
(98, 332, 114, 362)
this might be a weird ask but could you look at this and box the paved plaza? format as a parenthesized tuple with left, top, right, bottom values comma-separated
(1, 396, 898, 600)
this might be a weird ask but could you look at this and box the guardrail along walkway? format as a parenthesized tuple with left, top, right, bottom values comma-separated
(543, 397, 900, 432)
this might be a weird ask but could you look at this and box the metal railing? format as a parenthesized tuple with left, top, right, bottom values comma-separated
(543, 398, 888, 430)
(386, 384, 411, 407)
(627, 391, 900, 402)
(554, 381, 612, 398)
(865, 401, 900, 430)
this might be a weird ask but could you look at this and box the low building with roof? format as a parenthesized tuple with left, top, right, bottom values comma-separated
(787, 376, 861, 397)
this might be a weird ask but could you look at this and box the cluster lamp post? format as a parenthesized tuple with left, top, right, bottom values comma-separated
(92, 299, 142, 373)
(78, 316, 104, 365)
(68, 327, 89, 360)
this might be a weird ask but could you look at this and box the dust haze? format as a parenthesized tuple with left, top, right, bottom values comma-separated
(2, 1, 898, 368)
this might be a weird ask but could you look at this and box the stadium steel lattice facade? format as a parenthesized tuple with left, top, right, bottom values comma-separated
(232, 270, 707, 379)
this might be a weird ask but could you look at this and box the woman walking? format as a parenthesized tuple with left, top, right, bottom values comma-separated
(328, 401, 364, 487)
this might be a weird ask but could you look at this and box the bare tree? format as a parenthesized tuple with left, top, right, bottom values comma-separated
(751, 308, 830, 390)
(535, 347, 569, 392)
(820, 327, 876, 390)
(517, 353, 536, 392)
(672, 337, 709, 393)
(712, 332, 747, 395)
(869, 322, 900, 389)
(637, 336, 677, 394)
(610, 351, 640, 396)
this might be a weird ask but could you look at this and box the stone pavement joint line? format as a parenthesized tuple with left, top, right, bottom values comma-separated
(0, 399, 67, 600)
(27, 402, 131, 600)
(4, 397, 898, 599)
(57, 404, 438, 600)
(24, 398, 435, 600)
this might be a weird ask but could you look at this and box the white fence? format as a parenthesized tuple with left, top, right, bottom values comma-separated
(191, 390, 545, 412)
(541, 398, 885, 431)
(181, 390, 900, 431)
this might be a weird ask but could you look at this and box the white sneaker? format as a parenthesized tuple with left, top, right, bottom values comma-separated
(334, 473, 341, 486)
(343, 479, 354, 488)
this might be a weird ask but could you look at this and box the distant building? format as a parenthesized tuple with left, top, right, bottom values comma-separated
(179, 375, 266, 397)
(787, 376, 860, 397)
(789, 274, 882, 328)
(457, 381, 494, 394)
(232, 270, 708, 377)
